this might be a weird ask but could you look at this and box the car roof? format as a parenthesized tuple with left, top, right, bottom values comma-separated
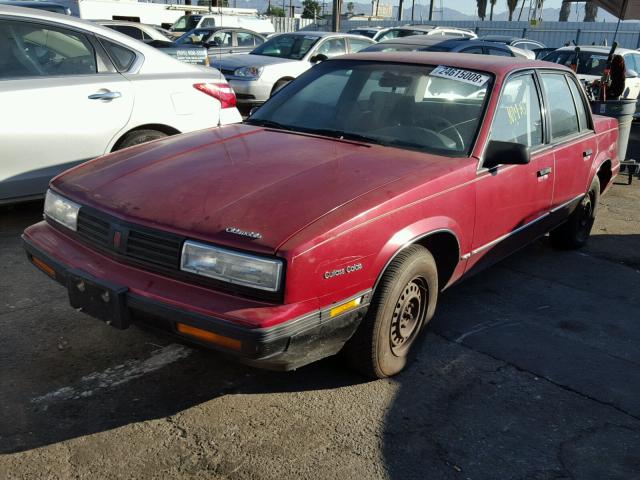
(274, 30, 370, 39)
(336, 51, 570, 75)
(554, 45, 636, 54)
(377, 34, 462, 46)
(386, 25, 435, 32)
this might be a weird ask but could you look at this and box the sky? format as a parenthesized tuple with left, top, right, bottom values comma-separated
(429, 0, 564, 15)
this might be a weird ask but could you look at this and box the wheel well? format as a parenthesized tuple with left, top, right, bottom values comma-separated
(271, 77, 294, 95)
(112, 124, 181, 152)
(414, 231, 460, 289)
(596, 160, 612, 194)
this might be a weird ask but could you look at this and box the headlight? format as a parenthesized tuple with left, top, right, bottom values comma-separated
(44, 189, 80, 231)
(181, 240, 283, 292)
(234, 66, 263, 78)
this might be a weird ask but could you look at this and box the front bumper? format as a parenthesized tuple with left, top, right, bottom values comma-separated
(22, 231, 371, 371)
(227, 78, 272, 106)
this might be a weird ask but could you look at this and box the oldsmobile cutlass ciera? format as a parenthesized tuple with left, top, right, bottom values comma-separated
(23, 53, 619, 378)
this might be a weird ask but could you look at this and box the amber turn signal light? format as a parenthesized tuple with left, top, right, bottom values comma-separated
(176, 323, 242, 351)
(31, 255, 56, 279)
(329, 297, 363, 318)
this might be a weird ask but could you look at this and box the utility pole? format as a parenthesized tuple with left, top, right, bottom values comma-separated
(332, 0, 340, 31)
(397, 0, 403, 20)
(428, 0, 434, 20)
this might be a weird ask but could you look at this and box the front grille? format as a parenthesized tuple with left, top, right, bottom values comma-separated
(77, 210, 110, 248)
(126, 229, 182, 269)
(71, 207, 283, 303)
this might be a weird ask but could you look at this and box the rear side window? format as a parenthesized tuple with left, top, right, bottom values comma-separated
(488, 47, 512, 57)
(100, 39, 136, 71)
(316, 38, 347, 58)
(490, 73, 543, 148)
(540, 73, 580, 139)
(349, 37, 373, 53)
(566, 76, 590, 131)
(0, 19, 97, 79)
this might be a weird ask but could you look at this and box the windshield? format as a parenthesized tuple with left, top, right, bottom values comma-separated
(251, 34, 319, 60)
(171, 15, 201, 33)
(543, 50, 611, 76)
(248, 61, 492, 156)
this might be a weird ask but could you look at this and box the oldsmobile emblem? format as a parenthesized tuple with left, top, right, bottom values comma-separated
(225, 227, 262, 239)
(324, 263, 363, 279)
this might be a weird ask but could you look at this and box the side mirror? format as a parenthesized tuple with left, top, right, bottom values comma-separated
(483, 140, 530, 169)
(309, 53, 328, 64)
(626, 68, 638, 78)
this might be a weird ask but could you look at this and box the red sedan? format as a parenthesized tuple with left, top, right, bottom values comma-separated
(23, 53, 619, 378)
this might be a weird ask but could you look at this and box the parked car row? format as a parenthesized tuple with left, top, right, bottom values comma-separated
(0, 5, 241, 204)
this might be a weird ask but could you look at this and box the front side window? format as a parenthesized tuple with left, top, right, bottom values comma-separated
(176, 29, 212, 45)
(249, 61, 492, 156)
(461, 46, 484, 54)
(488, 47, 513, 57)
(544, 50, 609, 77)
(490, 73, 543, 148)
(541, 73, 580, 139)
(251, 34, 319, 60)
(376, 29, 400, 42)
(210, 30, 232, 47)
(0, 19, 97, 79)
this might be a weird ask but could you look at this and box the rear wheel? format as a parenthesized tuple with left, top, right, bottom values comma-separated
(344, 245, 438, 379)
(115, 129, 168, 150)
(550, 176, 600, 249)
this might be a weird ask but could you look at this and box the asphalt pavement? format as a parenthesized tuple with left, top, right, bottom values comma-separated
(1, 128, 639, 479)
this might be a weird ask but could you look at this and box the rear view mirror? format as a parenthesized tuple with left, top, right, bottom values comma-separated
(483, 140, 530, 169)
(378, 71, 412, 88)
(309, 54, 328, 64)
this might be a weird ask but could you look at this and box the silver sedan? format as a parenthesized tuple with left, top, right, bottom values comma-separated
(213, 31, 375, 114)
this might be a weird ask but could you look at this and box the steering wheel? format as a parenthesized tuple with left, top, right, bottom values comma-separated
(8, 26, 46, 76)
(372, 126, 458, 151)
(427, 115, 465, 151)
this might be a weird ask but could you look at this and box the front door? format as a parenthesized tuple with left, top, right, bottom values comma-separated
(468, 72, 554, 273)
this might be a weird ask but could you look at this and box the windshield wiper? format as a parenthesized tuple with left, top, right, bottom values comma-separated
(245, 119, 293, 131)
(292, 127, 382, 145)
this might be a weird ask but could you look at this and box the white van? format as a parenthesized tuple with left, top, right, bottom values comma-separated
(171, 14, 275, 35)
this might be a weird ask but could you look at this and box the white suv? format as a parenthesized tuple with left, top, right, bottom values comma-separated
(0, 6, 242, 204)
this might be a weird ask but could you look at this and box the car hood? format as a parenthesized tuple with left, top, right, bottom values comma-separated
(52, 124, 445, 255)
(213, 53, 299, 70)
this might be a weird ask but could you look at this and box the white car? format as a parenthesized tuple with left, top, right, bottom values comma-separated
(0, 5, 242, 204)
(543, 45, 640, 100)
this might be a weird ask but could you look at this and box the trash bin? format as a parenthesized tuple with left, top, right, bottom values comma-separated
(590, 98, 636, 161)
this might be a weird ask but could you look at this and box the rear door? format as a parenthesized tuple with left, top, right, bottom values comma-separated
(0, 18, 134, 202)
(234, 30, 263, 54)
(539, 71, 598, 211)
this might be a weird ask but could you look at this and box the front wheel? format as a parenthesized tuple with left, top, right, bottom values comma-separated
(343, 245, 438, 379)
(550, 176, 600, 249)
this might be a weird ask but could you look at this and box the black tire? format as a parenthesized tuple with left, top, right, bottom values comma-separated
(550, 175, 600, 249)
(116, 129, 168, 150)
(344, 245, 438, 379)
(271, 79, 291, 96)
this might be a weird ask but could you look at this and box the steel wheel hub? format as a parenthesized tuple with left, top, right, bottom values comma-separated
(390, 278, 427, 356)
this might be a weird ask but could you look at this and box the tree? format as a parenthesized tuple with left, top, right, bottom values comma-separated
(477, 0, 487, 20)
(347, 1, 355, 14)
(559, 0, 571, 21)
(584, 0, 597, 21)
(267, 5, 285, 16)
(489, 0, 497, 20)
(507, 0, 518, 20)
(302, 0, 322, 18)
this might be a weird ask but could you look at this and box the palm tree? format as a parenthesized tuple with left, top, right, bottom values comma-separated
(584, 0, 597, 21)
(489, 0, 497, 20)
(477, 0, 487, 20)
(559, 1, 571, 21)
(507, 0, 518, 20)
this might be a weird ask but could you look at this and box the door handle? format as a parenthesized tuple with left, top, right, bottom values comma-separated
(537, 167, 552, 177)
(583, 149, 593, 160)
(88, 91, 121, 101)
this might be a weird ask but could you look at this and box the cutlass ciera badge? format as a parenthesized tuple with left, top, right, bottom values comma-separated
(225, 227, 262, 239)
(324, 263, 363, 279)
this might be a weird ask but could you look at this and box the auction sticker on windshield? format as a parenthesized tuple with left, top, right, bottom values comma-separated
(431, 66, 490, 86)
